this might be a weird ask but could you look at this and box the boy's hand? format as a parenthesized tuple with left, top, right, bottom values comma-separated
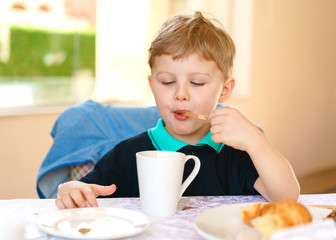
(55, 181, 117, 209)
(208, 108, 263, 152)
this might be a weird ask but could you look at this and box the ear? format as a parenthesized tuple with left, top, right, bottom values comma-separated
(148, 75, 153, 91)
(218, 78, 235, 103)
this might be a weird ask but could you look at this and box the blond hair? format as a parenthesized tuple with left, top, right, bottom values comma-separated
(148, 11, 236, 79)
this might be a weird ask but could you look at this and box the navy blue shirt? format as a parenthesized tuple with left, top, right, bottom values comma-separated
(80, 119, 260, 197)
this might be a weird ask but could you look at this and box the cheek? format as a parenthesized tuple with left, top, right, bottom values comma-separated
(152, 85, 171, 101)
(211, 86, 224, 101)
(152, 90, 170, 111)
(150, 85, 162, 100)
(195, 90, 222, 110)
(199, 88, 221, 102)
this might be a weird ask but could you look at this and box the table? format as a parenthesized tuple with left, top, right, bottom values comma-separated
(1, 194, 335, 239)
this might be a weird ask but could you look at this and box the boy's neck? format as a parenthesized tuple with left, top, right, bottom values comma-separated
(165, 123, 211, 146)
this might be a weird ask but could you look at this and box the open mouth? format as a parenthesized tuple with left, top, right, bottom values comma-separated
(175, 110, 187, 115)
(174, 110, 189, 120)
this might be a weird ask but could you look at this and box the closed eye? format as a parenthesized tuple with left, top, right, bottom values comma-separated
(161, 81, 175, 85)
(191, 82, 205, 86)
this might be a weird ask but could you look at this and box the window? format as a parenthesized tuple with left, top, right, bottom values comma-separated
(0, 0, 252, 111)
(0, 0, 96, 108)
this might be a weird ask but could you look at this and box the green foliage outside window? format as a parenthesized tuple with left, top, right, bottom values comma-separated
(0, 27, 95, 78)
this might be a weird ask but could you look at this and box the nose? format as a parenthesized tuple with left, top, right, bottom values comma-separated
(174, 85, 190, 102)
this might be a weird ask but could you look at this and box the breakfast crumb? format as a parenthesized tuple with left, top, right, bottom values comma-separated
(78, 228, 91, 234)
(182, 206, 198, 211)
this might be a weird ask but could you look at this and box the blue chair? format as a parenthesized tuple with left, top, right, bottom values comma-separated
(36, 100, 161, 198)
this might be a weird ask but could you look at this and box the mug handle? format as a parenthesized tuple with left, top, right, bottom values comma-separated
(179, 155, 201, 198)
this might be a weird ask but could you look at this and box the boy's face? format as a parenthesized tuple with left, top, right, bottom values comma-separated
(148, 53, 233, 144)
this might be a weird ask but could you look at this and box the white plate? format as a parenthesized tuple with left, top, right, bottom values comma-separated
(194, 203, 332, 240)
(37, 207, 150, 239)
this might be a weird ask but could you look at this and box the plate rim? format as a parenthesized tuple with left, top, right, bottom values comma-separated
(36, 207, 151, 240)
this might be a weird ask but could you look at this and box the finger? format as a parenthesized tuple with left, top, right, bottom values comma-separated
(208, 107, 228, 120)
(61, 192, 78, 209)
(55, 197, 66, 210)
(211, 132, 225, 143)
(210, 123, 227, 135)
(92, 184, 117, 197)
(81, 186, 99, 207)
(209, 114, 229, 127)
(69, 188, 87, 208)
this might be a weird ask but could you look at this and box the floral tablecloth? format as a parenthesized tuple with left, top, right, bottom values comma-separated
(0, 194, 335, 239)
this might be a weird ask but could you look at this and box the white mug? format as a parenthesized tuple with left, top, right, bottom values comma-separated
(136, 150, 201, 217)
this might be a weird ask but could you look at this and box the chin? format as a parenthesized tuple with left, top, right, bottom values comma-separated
(174, 127, 199, 137)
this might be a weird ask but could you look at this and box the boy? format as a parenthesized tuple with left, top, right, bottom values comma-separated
(56, 12, 299, 209)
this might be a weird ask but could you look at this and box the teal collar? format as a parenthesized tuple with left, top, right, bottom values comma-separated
(148, 118, 224, 153)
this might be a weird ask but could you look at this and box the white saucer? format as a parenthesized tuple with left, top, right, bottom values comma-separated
(37, 207, 150, 239)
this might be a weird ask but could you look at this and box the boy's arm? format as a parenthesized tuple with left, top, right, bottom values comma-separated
(248, 133, 300, 202)
(209, 108, 300, 202)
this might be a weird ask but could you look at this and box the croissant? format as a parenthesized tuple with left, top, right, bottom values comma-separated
(240, 200, 312, 240)
(326, 209, 336, 221)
